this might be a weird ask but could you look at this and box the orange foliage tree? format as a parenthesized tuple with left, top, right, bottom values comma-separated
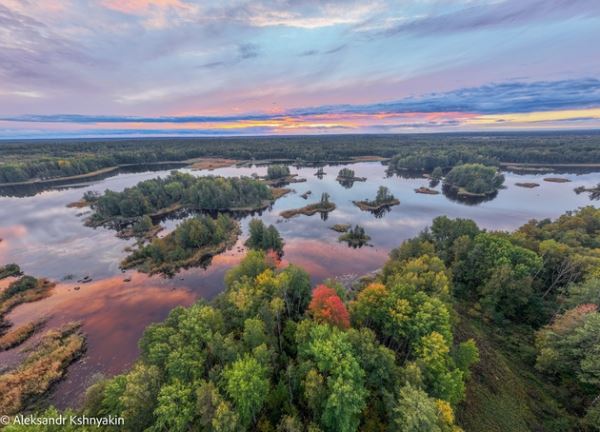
(308, 285, 350, 329)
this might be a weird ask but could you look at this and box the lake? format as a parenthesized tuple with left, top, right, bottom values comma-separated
(0, 161, 598, 408)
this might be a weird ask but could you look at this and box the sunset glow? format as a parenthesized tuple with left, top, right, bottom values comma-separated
(1, 0, 599, 137)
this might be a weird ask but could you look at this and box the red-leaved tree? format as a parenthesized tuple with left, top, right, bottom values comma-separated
(308, 285, 350, 329)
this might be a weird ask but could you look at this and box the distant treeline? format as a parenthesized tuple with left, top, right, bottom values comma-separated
(1, 132, 600, 183)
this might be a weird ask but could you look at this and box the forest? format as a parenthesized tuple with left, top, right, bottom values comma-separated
(1, 131, 600, 184)
(6, 206, 599, 432)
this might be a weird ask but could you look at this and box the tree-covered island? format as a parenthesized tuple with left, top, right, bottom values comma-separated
(121, 214, 240, 276)
(442, 163, 505, 197)
(84, 172, 277, 238)
(280, 193, 336, 219)
(353, 186, 400, 211)
(338, 224, 371, 248)
(336, 168, 367, 187)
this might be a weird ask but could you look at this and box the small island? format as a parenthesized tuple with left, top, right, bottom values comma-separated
(515, 182, 540, 188)
(338, 224, 371, 248)
(330, 223, 351, 233)
(336, 168, 367, 183)
(121, 214, 240, 276)
(415, 186, 440, 195)
(264, 165, 306, 186)
(443, 163, 505, 197)
(280, 193, 336, 219)
(314, 167, 326, 178)
(300, 190, 312, 199)
(353, 186, 400, 211)
(544, 177, 571, 183)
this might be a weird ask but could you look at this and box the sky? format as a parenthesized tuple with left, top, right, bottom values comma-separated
(1, 0, 600, 138)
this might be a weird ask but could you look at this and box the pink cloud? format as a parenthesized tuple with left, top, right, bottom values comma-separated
(101, 0, 190, 14)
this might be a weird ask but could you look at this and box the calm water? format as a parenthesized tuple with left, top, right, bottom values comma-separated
(0, 161, 598, 408)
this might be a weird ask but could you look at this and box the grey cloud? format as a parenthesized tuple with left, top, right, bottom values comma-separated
(0, 4, 93, 88)
(238, 42, 260, 59)
(384, 0, 600, 36)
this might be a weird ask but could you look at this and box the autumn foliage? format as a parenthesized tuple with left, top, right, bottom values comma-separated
(308, 285, 350, 329)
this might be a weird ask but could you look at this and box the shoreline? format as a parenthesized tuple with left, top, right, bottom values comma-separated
(0, 156, 390, 188)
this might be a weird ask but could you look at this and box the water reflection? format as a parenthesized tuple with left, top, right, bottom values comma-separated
(0, 163, 188, 198)
(0, 161, 599, 409)
(441, 184, 499, 206)
(337, 178, 357, 189)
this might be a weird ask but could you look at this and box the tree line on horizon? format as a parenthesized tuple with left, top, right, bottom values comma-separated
(2, 133, 600, 183)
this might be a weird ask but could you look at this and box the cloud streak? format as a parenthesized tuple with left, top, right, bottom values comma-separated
(4, 78, 599, 124)
(383, 0, 600, 36)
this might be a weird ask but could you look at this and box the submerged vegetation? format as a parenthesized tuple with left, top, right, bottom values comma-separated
(121, 214, 239, 276)
(0, 322, 86, 416)
(0, 276, 55, 332)
(0, 319, 46, 351)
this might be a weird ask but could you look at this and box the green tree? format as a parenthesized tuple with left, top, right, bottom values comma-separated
(296, 322, 367, 432)
(267, 165, 291, 179)
(120, 363, 161, 430)
(223, 354, 270, 427)
(535, 304, 600, 387)
(154, 380, 196, 432)
(246, 219, 284, 255)
(374, 186, 395, 204)
(561, 277, 600, 309)
(431, 166, 444, 181)
(392, 385, 441, 432)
